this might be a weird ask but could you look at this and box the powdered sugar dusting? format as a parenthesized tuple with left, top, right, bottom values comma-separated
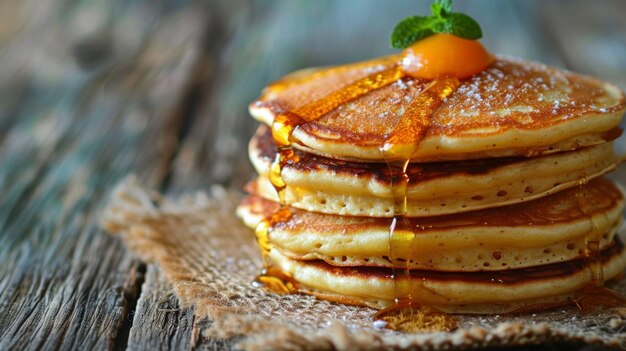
(433, 55, 623, 134)
(254, 55, 624, 147)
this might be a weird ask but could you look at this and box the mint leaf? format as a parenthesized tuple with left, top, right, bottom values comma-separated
(391, 16, 437, 49)
(446, 13, 483, 40)
(431, 0, 451, 17)
(390, 0, 483, 48)
(431, 18, 452, 33)
(438, 0, 452, 13)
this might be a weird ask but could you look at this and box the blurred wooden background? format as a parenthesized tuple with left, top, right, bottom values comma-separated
(0, 0, 625, 350)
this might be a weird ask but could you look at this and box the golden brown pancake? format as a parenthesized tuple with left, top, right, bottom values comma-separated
(267, 237, 626, 313)
(249, 126, 621, 217)
(238, 178, 625, 272)
(250, 55, 625, 162)
(244, 50, 626, 316)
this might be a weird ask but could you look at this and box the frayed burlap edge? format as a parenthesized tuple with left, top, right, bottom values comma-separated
(101, 176, 626, 350)
(206, 311, 624, 351)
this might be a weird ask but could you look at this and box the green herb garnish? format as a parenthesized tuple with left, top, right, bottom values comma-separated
(391, 0, 483, 49)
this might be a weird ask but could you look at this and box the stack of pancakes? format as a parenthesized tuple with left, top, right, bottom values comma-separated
(237, 55, 626, 314)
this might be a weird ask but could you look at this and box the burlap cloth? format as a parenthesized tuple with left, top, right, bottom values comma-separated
(101, 176, 626, 350)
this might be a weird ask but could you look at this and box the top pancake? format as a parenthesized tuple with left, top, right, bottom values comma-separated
(250, 55, 625, 162)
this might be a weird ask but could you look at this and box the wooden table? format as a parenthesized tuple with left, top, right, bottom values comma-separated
(1, 0, 625, 350)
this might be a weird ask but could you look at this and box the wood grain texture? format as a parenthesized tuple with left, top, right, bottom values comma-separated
(1, 0, 625, 350)
(127, 265, 236, 351)
(0, 0, 207, 350)
(126, 265, 197, 351)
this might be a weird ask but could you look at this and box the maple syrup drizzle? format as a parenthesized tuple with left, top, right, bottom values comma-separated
(253, 207, 300, 293)
(271, 67, 405, 146)
(381, 77, 461, 158)
(375, 77, 462, 331)
(570, 179, 626, 311)
(253, 146, 302, 293)
(262, 55, 400, 97)
(255, 65, 406, 294)
(252, 266, 299, 294)
(251, 55, 626, 326)
(268, 147, 300, 203)
(575, 177, 604, 285)
(374, 299, 457, 332)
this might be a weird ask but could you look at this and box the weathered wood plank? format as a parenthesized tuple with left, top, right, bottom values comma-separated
(126, 265, 197, 351)
(122, 1, 245, 348)
(0, 0, 207, 350)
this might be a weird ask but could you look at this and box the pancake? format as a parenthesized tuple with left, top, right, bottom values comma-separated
(237, 178, 625, 271)
(250, 55, 625, 162)
(266, 237, 626, 313)
(244, 47, 626, 317)
(249, 126, 621, 217)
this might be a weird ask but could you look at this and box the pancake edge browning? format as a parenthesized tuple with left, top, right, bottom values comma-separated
(252, 156, 618, 217)
(250, 56, 626, 162)
(266, 237, 626, 313)
(237, 178, 625, 271)
(250, 124, 620, 202)
(289, 114, 624, 162)
(237, 194, 624, 271)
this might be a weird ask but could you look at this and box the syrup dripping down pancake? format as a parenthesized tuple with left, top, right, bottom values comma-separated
(249, 126, 621, 217)
(245, 49, 626, 317)
(250, 56, 625, 162)
(238, 178, 625, 272)
(265, 236, 626, 314)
